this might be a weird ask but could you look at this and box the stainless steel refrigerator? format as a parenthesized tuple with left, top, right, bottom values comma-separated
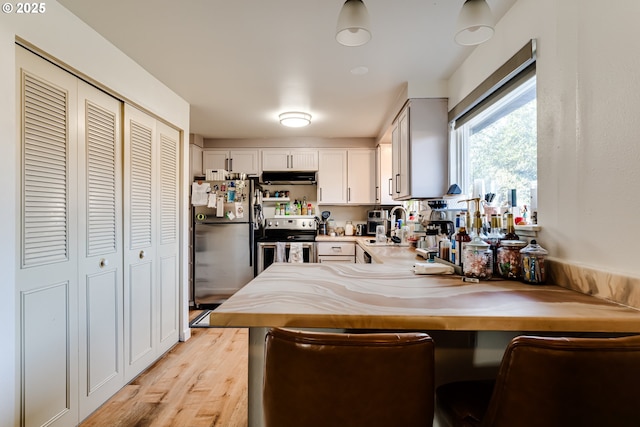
(193, 179, 257, 308)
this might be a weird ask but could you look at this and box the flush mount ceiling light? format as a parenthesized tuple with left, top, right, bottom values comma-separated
(279, 112, 312, 128)
(336, 0, 371, 47)
(454, 0, 495, 46)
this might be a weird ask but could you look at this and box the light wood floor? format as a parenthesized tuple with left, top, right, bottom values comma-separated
(80, 311, 248, 427)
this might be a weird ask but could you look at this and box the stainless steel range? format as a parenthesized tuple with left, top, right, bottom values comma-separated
(256, 217, 317, 274)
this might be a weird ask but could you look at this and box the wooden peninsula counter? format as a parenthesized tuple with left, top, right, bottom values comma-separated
(209, 239, 640, 427)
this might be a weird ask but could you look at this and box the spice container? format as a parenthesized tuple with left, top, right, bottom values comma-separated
(496, 240, 527, 279)
(520, 240, 548, 284)
(463, 237, 493, 281)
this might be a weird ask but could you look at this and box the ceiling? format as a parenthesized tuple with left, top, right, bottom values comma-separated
(58, 0, 517, 141)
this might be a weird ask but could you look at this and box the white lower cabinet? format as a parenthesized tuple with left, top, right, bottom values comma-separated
(317, 242, 356, 263)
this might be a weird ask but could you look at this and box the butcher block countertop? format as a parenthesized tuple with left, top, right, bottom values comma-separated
(210, 240, 640, 333)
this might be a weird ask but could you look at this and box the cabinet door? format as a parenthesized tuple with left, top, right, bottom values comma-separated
(290, 149, 318, 171)
(190, 144, 203, 178)
(391, 118, 401, 200)
(318, 150, 347, 204)
(229, 149, 259, 174)
(156, 122, 180, 355)
(77, 81, 124, 419)
(16, 45, 80, 427)
(347, 149, 376, 204)
(261, 149, 290, 171)
(123, 104, 157, 381)
(203, 149, 228, 171)
(397, 108, 410, 199)
(377, 144, 399, 205)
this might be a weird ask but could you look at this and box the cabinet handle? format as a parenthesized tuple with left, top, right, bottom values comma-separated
(388, 178, 393, 196)
(288, 154, 292, 169)
(319, 188, 323, 201)
(229, 158, 233, 171)
(376, 185, 380, 202)
(348, 188, 351, 202)
(99, 258, 109, 268)
(395, 174, 400, 194)
(139, 250, 145, 259)
(331, 247, 343, 252)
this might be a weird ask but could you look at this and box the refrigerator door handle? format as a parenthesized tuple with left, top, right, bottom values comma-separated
(249, 222, 254, 267)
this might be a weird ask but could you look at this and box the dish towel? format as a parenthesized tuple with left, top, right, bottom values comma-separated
(288, 242, 303, 263)
(275, 242, 287, 263)
(191, 182, 210, 206)
(412, 262, 455, 275)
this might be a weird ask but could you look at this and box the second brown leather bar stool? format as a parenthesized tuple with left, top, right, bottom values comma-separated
(435, 334, 640, 427)
(263, 328, 435, 427)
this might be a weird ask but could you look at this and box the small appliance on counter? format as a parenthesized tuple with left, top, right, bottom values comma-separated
(366, 210, 390, 236)
(318, 211, 330, 235)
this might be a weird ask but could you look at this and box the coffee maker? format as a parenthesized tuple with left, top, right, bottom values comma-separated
(366, 210, 390, 236)
(426, 199, 464, 239)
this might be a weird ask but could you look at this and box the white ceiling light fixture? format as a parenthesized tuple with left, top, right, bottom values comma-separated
(454, 0, 495, 46)
(336, 0, 371, 47)
(279, 112, 312, 128)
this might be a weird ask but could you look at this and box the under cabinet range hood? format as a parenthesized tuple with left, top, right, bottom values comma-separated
(260, 171, 317, 185)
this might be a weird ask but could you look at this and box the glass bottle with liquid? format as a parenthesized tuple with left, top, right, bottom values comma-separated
(504, 213, 519, 240)
(455, 217, 471, 268)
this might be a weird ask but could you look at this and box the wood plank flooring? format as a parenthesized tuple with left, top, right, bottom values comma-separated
(81, 311, 248, 427)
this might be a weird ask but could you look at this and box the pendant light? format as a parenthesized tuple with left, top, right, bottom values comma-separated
(454, 0, 495, 46)
(279, 112, 312, 128)
(336, 0, 371, 47)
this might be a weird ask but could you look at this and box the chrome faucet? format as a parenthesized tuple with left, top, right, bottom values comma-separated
(389, 206, 407, 228)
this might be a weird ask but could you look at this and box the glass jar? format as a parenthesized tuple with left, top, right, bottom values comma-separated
(463, 237, 493, 280)
(496, 240, 527, 279)
(345, 221, 354, 236)
(520, 240, 548, 284)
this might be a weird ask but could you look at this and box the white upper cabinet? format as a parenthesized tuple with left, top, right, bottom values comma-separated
(376, 144, 400, 205)
(190, 144, 203, 178)
(347, 149, 376, 204)
(203, 149, 259, 175)
(262, 149, 318, 171)
(318, 149, 375, 205)
(391, 98, 448, 200)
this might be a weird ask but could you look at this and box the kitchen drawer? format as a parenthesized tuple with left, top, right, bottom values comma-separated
(318, 255, 355, 263)
(316, 242, 356, 256)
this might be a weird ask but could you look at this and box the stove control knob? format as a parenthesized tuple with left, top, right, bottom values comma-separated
(302, 221, 306, 227)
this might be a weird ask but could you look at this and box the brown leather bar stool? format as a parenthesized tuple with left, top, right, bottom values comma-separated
(435, 334, 640, 427)
(263, 328, 435, 427)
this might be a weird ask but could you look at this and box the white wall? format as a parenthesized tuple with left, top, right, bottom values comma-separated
(448, 0, 640, 278)
(0, 3, 190, 425)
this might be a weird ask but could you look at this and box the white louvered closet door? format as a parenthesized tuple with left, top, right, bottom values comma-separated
(16, 45, 80, 427)
(156, 121, 180, 355)
(123, 104, 158, 381)
(77, 82, 124, 419)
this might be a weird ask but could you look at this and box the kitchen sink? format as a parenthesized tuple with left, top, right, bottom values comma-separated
(362, 239, 409, 247)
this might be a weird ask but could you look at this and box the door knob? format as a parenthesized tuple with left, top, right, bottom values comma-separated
(139, 250, 145, 259)
(99, 258, 109, 268)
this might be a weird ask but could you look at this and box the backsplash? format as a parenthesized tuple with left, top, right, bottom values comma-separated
(548, 260, 640, 310)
